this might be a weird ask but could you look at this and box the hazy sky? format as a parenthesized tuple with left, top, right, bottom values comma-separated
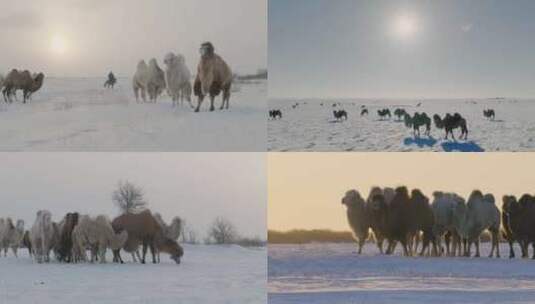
(269, 0, 535, 99)
(0, 153, 266, 238)
(0, 0, 266, 77)
(269, 153, 535, 231)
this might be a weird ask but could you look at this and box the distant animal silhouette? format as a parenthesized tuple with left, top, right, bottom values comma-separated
(377, 108, 391, 119)
(394, 108, 406, 121)
(333, 110, 348, 121)
(483, 109, 495, 120)
(269, 109, 282, 120)
(404, 112, 431, 137)
(433, 113, 468, 140)
(361, 108, 368, 116)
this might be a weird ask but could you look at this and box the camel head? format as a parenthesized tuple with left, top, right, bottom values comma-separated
(468, 190, 483, 204)
(342, 190, 364, 208)
(395, 186, 409, 198)
(502, 195, 517, 214)
(137, 60, 147, 70)
(411, 189, 427, 204)
(16, 219, 24, 231)
(519, 194, 535, 208)
(164, 52, 177, 66)
(432, 191, 444, 200)
(432, 114, 444, 128)
(160, 237, 184, 264)
(200, 42, 215, 57)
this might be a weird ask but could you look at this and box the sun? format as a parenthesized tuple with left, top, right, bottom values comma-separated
(392, 14, 418, 40)
(50, 34, 69, 55)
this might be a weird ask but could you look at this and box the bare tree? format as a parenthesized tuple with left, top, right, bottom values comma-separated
(112, 181, 147, 214)
(208, 217, 238, 245)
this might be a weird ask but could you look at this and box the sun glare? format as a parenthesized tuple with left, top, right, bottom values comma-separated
(392, 14, 418, 40)
(50, 34, 68, 55)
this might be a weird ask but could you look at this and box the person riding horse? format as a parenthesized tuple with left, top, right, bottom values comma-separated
(104, 71, 117, 89)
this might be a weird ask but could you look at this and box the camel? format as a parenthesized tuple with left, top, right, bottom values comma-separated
(193, 42, 233, 112)
(269, 109, 282, 120)
(112, 210, 183, 264)
(2, 69, 45, 103)
(333, 110, 347, 121)
(72, 215, 128, 263)
(483, 109, 495, 120)
(432, 192, 465, 256)
(394, 108, 406, 121)
(385, 186, 413, 256)
(433, 113, 468, 140)
(408, 189, 435, 256)
(503, 194, 535, 258)
(366, 187, 390, 254)
(404, 112, 431, 137)
(30, 210, 60, 263)
(377, 109, 391, 119)
(56, 212, 79, 263)
(341, 190, 369, 254)
(456, 190, 500, 258)
(164, 53, 192, 107)
(0, 218, 24, 257)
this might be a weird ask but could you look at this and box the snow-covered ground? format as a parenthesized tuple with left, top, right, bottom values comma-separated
(0, 78, 266, 151)
(269, 242, 535, 304)
(0, 245, 266, 304)
(268, 99, 535, 152)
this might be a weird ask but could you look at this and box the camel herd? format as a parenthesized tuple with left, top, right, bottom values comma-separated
(270, 103, 504, 142)
(0, 209, 183, 264)
(341, 186, 535, 259)
(133, 42, 233, 112)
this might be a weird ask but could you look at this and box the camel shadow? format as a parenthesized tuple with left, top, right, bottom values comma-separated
(403, 136, 437, 148)
(441, 141, 485, 152)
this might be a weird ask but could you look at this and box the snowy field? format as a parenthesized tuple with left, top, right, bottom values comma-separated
(268, 99, 535, 152)
(0, 78, 266, 151)
(269, 242, 535, 304)
(0, 245, 266, 304)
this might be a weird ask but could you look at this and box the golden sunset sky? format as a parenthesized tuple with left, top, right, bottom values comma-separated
(269, 153, 534, 231)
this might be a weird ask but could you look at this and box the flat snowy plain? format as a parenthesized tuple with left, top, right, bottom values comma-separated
(269, 242, 535, 304)
(268, 99, 535, 152)
(0, 244, 266, 304)
(0, 78, 266, 151)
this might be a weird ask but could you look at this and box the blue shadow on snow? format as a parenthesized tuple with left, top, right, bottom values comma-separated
(403, 136, 437, 148)
(441, 141, 485, 152)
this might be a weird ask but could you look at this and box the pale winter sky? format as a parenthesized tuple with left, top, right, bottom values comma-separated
(269, 153, 535, 231)
(0, 0, 266, 77)
(0, 153, 266, 239)
(269, 0, 535, 99)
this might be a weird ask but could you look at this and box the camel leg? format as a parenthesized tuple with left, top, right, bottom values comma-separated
(495, 231, 500, 258)
(508, 240, 515, 258)
(141, 243, 148, 264)
(475, 238, 480, 257)
(377, 237, 384, 254)
(357, 237, 365, 254)
(209, 95, 215, 112)
(149, 242, 157, 263)
(222, 88, 230, 110)
(195, 95, 204, 112)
